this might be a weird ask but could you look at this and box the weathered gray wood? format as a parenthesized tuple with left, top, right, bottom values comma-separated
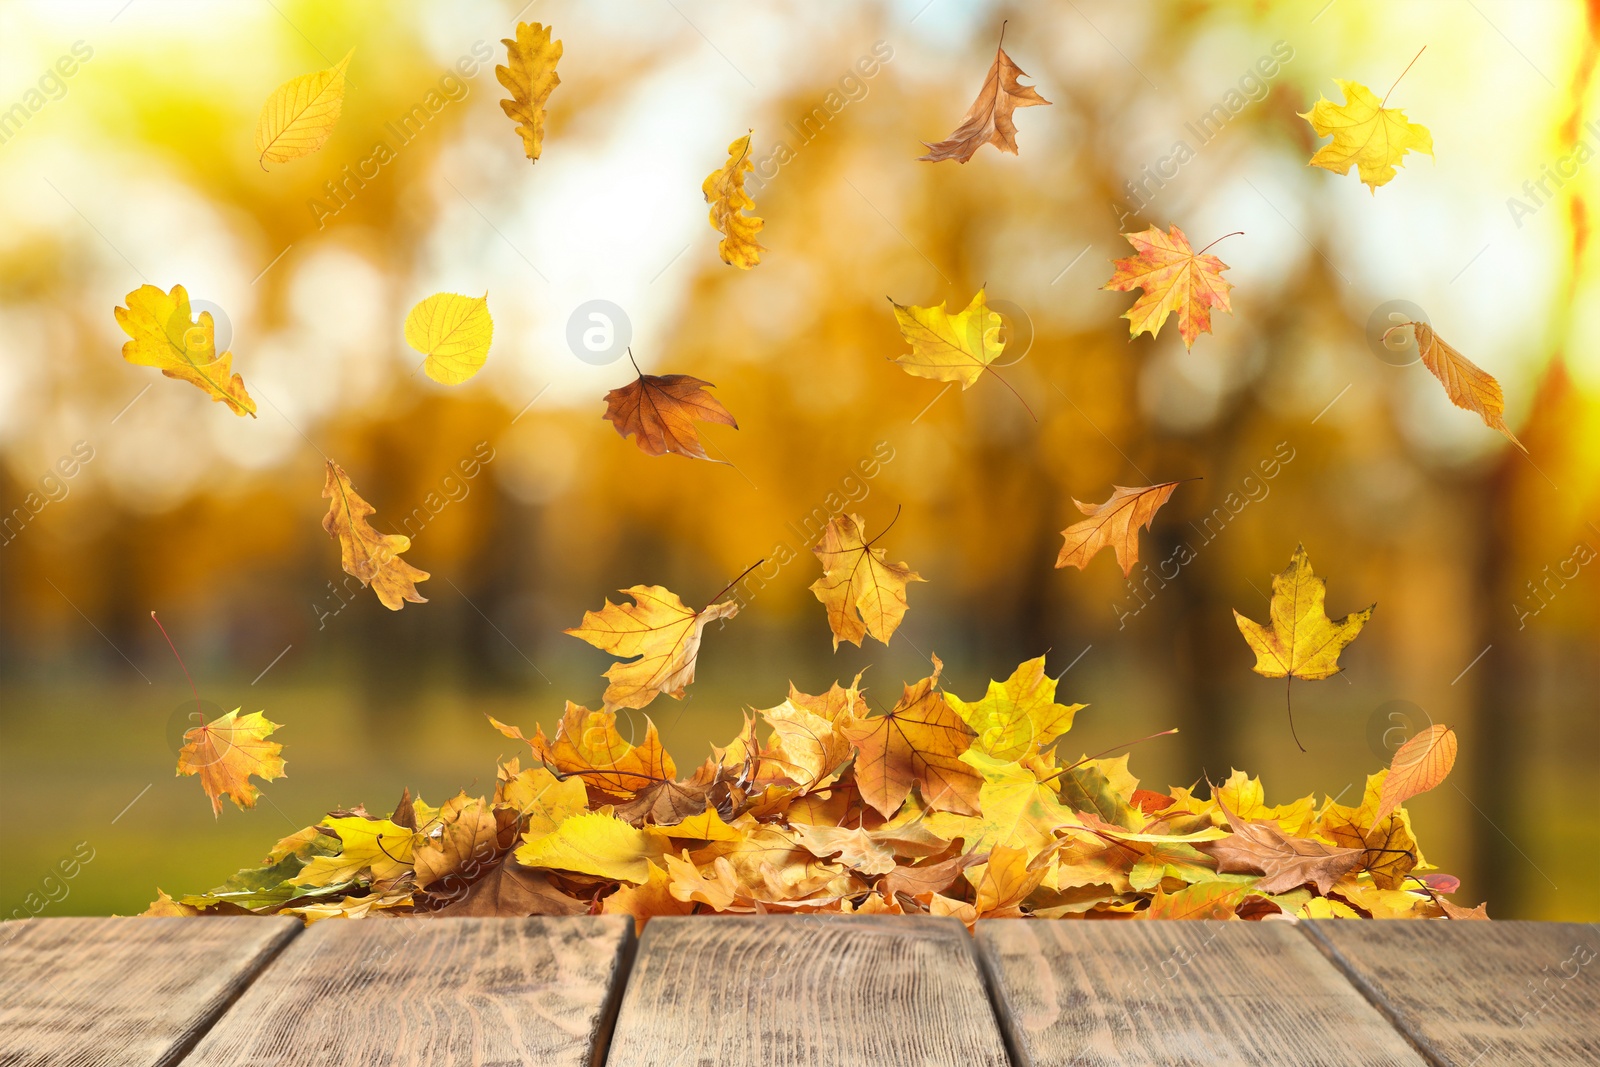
(978, 919, 1431, 1066)
(606, 915, 1009, 1067)
(181, 916, 631, 1067)
(0, 916, 298, 1067)
(1308, 919, 1600, 1066)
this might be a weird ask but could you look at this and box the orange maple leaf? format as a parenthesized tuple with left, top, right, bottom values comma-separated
(920, 24, 1050, 163)
(176, 708, 286, 817)
(601, 354, 738, 460)
(1103, 225, 1236, 350)
(1056, 481, 1185, 577)
(842, 654, 982, 818)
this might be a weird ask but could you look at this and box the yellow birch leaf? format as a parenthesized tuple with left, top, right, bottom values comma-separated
(115, 284, 256, 416)
(497, 22, 562, 163)
(176, 708, 285, 817)
(702, 131, 764, 269)
(321, 460, 430, 610)
(255, 50, 352, 167)
(404, 292, 493, 385)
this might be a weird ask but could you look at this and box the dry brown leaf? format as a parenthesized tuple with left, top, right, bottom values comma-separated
(601, 357, 738, 460)
(920, 27, 1050, 163)
(1201, 798, 1364, 894)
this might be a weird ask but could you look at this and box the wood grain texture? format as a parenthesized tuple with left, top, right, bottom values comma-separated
(1308, 919, 1600, 1066)
(606, 915, 1010, 1067)
(0, 916, 299, 1067)
(978, 919, 1430, 1066)
(181, 916, 631, 1067)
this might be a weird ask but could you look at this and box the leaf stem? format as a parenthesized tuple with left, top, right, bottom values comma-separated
(627, 347, 641, 378)
(982, 363, 1037, 422)
(1040, 727, 1179, 785)
(862, 504, 903, 550)
(1382, 46, 1426, 107)
(1287, 676, 1306, 753)
(1196, 231, 1244, 256)
(150, 611, 205, 730)
(706, 559, 767, 608)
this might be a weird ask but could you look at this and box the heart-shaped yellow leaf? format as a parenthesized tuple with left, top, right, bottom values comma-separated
(404, 292, 493, 384)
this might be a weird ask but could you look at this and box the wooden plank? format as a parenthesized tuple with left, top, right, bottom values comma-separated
(977, 919, 1431, 1066)
(1307, 919, 1600, 1066)
(0, 916, 299, 1067)
(605, 915, 1010, 1067)
(181, 916, 632, 1067)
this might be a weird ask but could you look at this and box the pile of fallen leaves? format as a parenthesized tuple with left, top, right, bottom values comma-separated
(149, 656, 1480, 926)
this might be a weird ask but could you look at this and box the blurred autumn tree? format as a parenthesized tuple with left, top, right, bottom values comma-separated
(0, 0, 1595, 919)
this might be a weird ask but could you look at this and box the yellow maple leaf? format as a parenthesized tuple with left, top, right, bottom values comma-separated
(756, 699, 852, 793)
(255, 50, 353, 168)
(493, 703, 676, 796)
(114, 284, 256, 416)
(176, 708, 285, 817)
(842, 654, 983, 818)
(494, 758, 591, 835)
(1300, 78, 1432, 191)
(808, 511, 925, 650)
(293, 816, 417, 887)
(889, 287, 1004, 388)
(702, 130, 764, 269)
(1397, 322, 1526, 452)
(404, 292, 493, 385)
(946, 656, 1085, 761)
(1056, 482, 1184, 577)
(411, 793, 504, 889)
(565, 585, 738, 711)
(1103, 225, 1234, 350)
(1233, 544, 1374, 749)
(924, 749, 1080, 862)
(970, 845, 1048, 918)
(320, 459, 430, 610)
(497, 22, 562, 163)
(516, 811, 660, 882)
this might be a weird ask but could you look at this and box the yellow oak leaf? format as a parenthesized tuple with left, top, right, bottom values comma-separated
(320, 459, 430, 610)
(404, 292, 493, 385)
(497, 22, 562, 162)
(255, 50, 352, 168)
(1402, 322, 1527, 452)
(841, 654, 983, 818)
(1103, 225, 1234, 350)
(809, 512, 925, 649)
(1233, 544, 1373, 749)
(176, 708, 285, 817)
(115, 284, 256, 416)
(945, 656, 1084, 761)
(1376, 724, 1457, 822)
(293, 816, 417, 887)
(1300, 79, 1432, 191)
(664, 851, 748, 910)
(702, 131, 763, 269)
(1056, 482, 1184, 577)
(919, 29, 1050, 163)
(492, 704, 675, 797)
(516, 811, 659, 882)
(889, 287, 1004, 388)
(791, 824, 898, 876)
(566, 585, 738, 711)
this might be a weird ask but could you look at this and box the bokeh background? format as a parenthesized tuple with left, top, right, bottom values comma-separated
(2, 0, 1596, 921)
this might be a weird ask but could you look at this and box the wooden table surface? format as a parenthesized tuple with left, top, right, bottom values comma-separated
(1, 916, 1595, 1066)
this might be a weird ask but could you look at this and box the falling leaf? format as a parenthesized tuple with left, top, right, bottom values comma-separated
(1376, 724, 1457, 822)
(256, 50, 352, 167)
(1233, 544, 1373, 749)
(1104, 225, 1235, 350)
(1056, 482, 1184, 577)
(809, 511, 925, 649)
(566, 585, 739, 711)
(1402, 322, 1527, 452)
(601, 357, 738, 460)
(946, 656, 1084, 761)
(842, 654, 983, 817)
(702, 131, 764, 268)
(115, 284, 256, 416)
(920, 26, 1050, 163)
(497, 21, 562, 162)
(404, 292, 493, 385)
(1201, 799, 1365, 895)
(321, 460, 430, 610)
(516, 811, 659, 882)
(1300, 79, 1432, 191)
(176, 708, 286, 817)
(889, 287, 1005, 389)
